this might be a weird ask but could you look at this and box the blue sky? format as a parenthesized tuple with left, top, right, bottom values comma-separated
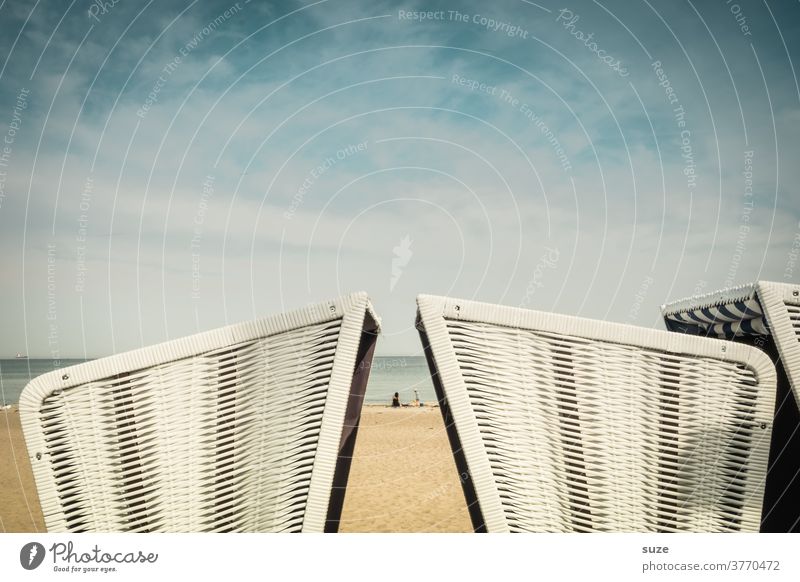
(0, 0, 798, 357)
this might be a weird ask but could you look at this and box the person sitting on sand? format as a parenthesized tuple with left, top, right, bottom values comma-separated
(391, 392, 401, 408)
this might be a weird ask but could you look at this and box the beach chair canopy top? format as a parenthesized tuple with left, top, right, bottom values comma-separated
(662, 282, 769, 338)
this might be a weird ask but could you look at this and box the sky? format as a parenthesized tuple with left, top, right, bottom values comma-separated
(0, 0, 798, 358)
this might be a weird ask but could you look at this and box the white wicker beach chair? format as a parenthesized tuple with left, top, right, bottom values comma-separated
(19, 292, 380, 532)
(662, 281, 800, 532)
(416, 294, 776, 532)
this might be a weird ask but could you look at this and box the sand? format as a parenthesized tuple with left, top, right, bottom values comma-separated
(339, 406, 472, 532)
(0, 407, 45, 533)
(0, 405, 471, 533)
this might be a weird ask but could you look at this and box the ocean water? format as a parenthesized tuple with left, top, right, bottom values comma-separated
(0, 359, 91, 405)
(0, 356, 437, 406)
(361, 356, 437, 405)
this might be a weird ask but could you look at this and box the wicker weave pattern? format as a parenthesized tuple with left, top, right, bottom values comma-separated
(662, 282, 800, 532)
(417, 295, 775, 533)
(788, 305, 800, 336)
(20, 293, 378, 532)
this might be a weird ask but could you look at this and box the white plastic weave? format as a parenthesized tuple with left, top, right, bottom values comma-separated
(663, 281, 800, 410)
(19, 293, 379, 532)
(662, 281, 800, 532)
(417, 295, 775, 532)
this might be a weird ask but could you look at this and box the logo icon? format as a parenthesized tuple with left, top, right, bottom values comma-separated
(20, 542, 46, 570)
(390, 235, 413, 291)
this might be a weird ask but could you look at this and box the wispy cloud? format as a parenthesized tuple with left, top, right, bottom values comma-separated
(0, 0, 798, 356)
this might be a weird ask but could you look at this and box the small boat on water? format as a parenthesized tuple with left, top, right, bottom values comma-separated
(15, 353, 27, 359)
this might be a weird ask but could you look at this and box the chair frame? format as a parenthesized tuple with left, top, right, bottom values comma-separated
(19, 292, 379, 532)
(417, 294, 776, 532)
(662, 280, 800, 532)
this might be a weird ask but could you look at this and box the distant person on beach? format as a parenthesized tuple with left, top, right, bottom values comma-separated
(391, 392, 401, 408)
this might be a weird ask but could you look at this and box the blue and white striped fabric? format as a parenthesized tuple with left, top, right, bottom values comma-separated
(664, 296, 769, 339)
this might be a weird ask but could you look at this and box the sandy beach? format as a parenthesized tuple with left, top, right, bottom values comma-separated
(339, 405, 472, 532)
(0, 405, 471, 533)
(0, 406, 45, 533)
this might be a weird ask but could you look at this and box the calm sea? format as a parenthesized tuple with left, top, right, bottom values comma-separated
(0, 356, 437, 406)
(360, 356, 437, 405)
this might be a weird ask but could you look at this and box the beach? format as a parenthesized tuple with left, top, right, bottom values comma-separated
(0, 406, 45, 532)
(0, 405, 471, 533)
(339, 405, 472, 532)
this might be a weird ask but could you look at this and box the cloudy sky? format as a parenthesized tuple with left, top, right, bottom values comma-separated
(0, 0, 798, 358)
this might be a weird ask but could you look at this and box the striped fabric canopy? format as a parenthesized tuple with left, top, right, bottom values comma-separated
(662, 284, 770, 339)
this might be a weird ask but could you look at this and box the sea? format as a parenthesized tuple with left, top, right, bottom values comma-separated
(0, 356, 437, 407)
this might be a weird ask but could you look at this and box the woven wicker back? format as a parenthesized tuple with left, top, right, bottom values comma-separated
(417, 295, 776, 532)
(788, 303, 800, 339)
(662, 281, 800, 532)
(20, 293, 379, 532)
